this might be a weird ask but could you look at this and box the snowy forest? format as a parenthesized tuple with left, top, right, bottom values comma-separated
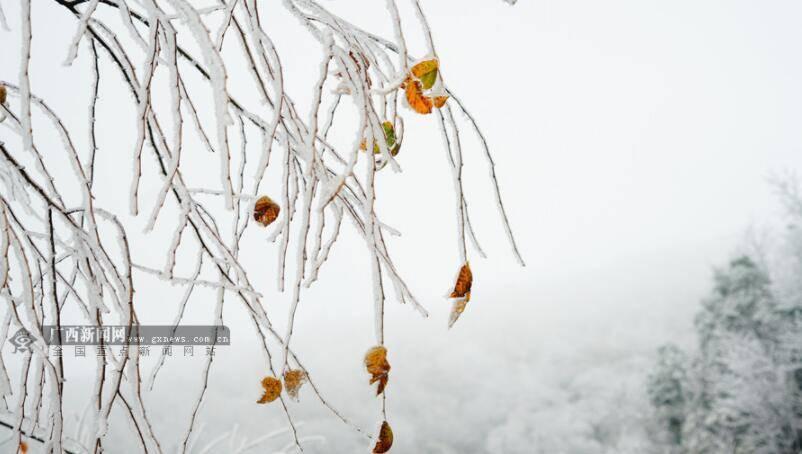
(1, 0, 802, 453)
(648, 180, 802, 454)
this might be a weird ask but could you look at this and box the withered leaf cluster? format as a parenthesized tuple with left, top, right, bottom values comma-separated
(402, 59, 448, 115)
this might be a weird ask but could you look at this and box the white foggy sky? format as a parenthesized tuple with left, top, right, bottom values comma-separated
(1, 0, 802, 451)
(3, 0, 801, 300)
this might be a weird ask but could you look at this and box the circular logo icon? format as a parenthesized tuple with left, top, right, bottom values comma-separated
(10, 328, 32, 353)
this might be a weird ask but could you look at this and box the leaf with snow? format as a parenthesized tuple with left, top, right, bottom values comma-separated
(283, 369, 306, 401)
(402, 59, 448, 114)
(256, 376, 282, 404)
(448, 263, 472, 328)
(360, 121, 401, 156)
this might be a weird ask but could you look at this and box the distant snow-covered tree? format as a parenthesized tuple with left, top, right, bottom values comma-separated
(649, 213, 802, 453)
(683, 257, 797, 453)
(695, 256, 778, 351)
(647, 344, 688, 449)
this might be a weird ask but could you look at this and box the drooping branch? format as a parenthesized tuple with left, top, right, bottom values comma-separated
(0, 0, 522, 451)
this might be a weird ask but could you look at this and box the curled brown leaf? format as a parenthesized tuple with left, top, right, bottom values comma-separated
(256, 376, 282, 404)
(373, 421, 394, 453)
(364, 345, 390, 395)
(0, 85, 6, 105)
(450, 262, 472, 299)
(448, 263, 473, 328)
(253, 195, 280, 227)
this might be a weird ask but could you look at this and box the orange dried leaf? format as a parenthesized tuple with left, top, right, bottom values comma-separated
(364, 346, 391, 395)
(19, 441, 27, 454)
(433, 95, 449, 108)
(448, 263, 472, 327)
(253, 196, 280, 227)
(373, 421, 394, 453)
(283, 369, 307, 400)
(0, 85, 6, 105)
(256, 376, 282, 404)
(450, 263, 472, 299)
(404, 77, 432, 115)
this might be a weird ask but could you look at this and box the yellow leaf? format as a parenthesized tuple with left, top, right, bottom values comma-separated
(433, 95, 449, 108)
(411, 59, 439, 90)
(253, 196, 280, 227)
(256, 376, 282, 404)
(404, 78, 432, 115)
(411, 59, 438, 78)
(283, 369, 307, 401)
(373, 421, 394, 453)
(364, 346, 391, 395)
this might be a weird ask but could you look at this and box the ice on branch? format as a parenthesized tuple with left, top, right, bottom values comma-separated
(0, 0, 523, 451)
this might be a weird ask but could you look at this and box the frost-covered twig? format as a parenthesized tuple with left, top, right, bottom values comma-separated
(0, 0, 523, 450)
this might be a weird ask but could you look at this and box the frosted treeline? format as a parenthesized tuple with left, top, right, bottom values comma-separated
(648, 178, 802, 454)
(460, 181, 802, 454)
(0, 0, 521, 452)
